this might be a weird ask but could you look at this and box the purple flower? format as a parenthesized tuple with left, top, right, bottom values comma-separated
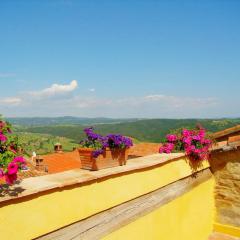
(81, 127, 133, 158)
(92, 149, 104, 158)
(107, 134, 133, 149)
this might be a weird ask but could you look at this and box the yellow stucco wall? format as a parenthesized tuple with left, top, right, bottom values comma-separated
(0, 158, 211, 240)
(214, 222, 240, 237)
(103, 178, 215, 240)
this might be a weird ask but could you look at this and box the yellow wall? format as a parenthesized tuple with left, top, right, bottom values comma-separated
(213, 223, 240, 238)
(0, 158, 211, 240)
(103, 178, 215, 240)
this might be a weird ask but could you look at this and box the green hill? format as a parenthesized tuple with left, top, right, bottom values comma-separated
(18, 118, 240, 143)
(15, 132, 78, 156)
(7, 116, 141, 126)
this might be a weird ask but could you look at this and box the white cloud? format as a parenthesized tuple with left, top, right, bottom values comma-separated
(29, 80, 78, 97)
(144, 95, 165, 101)
(0, 97, 22, 106)
(0, 85, 220, 118)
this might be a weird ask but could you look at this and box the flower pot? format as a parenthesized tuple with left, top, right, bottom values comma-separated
(78, 147, 128, 171)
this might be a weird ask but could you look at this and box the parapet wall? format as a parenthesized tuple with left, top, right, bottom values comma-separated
(0, 153, 214, 240)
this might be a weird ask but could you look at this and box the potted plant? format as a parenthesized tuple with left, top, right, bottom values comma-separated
(0, 119, 26, 185)
(79, 127, 133, 170)
(159, 126, 212, 162)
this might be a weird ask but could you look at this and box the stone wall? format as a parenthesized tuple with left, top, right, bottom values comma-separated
(210, 149, 240, 227)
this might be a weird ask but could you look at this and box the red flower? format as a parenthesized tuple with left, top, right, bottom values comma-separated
(5, 173, 17, 184)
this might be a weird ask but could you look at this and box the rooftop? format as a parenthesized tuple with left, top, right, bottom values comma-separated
(41, 150, 81, 174)
(212, 125, 240, 140)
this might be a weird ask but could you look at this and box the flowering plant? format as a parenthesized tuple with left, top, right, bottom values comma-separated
(159, 127, 212, 161)
(0, 119, 26, 184)
(80, 127, 133, 158)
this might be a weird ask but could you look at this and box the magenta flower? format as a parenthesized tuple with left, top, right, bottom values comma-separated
(159, 143, 174, 154)
(192, 135, 201, 141)
(202, 139, 212, 145)
(7, 162, 18, 175)
(182, 129, 191, 137)
(0, 119, 23, 185)
(0, 134, 7, 142)
(160, 127, 211, 161)
(199, 129, 205, 138)
(183, 137, 192, 145)
(166, 134, 177, 142)
(13, 156, 25, 164)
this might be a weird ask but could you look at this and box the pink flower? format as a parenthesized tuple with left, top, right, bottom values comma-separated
(13, 156, 25, 164)
(160, 127, 211, 161)
(0, 134, 7, 142)
(159, 146, 165, 153)
(166, 143, 174, 151)
(166, 134, 177, 142)
(7, 162, 18, 175)
(183, 137, 192, 145)
(192, 135, 201, 141)
(199, 129, 205, 138)
(182, 129, 191, 137)
(202, 139, 212, 145)
(193, 148, 201, 154)
(5, 173, 17, 184)
(159, 143, 174, 154)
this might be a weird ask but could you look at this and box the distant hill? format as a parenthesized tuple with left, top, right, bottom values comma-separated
(15, 132, 78, 156)
(7, 116, 142, 126)
(18, 118, 240, 143)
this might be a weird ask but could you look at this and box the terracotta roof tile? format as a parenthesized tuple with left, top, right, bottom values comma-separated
(128, 143, 160, 158)
(212, 125, 240, 140)
(41, 150, 81, 174)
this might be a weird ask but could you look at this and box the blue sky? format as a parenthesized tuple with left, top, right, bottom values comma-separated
(0, 0, 239, 118)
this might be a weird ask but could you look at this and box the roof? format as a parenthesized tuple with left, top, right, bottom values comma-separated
(41, 150, 81, 174)
(128, 143, 160, 158)
(18, 161, 47, 179)
(212, 125, 240, 140)
(212, 135, 240, 152)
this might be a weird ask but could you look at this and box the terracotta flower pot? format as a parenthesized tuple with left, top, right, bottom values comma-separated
(78, 147, 128, 171)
